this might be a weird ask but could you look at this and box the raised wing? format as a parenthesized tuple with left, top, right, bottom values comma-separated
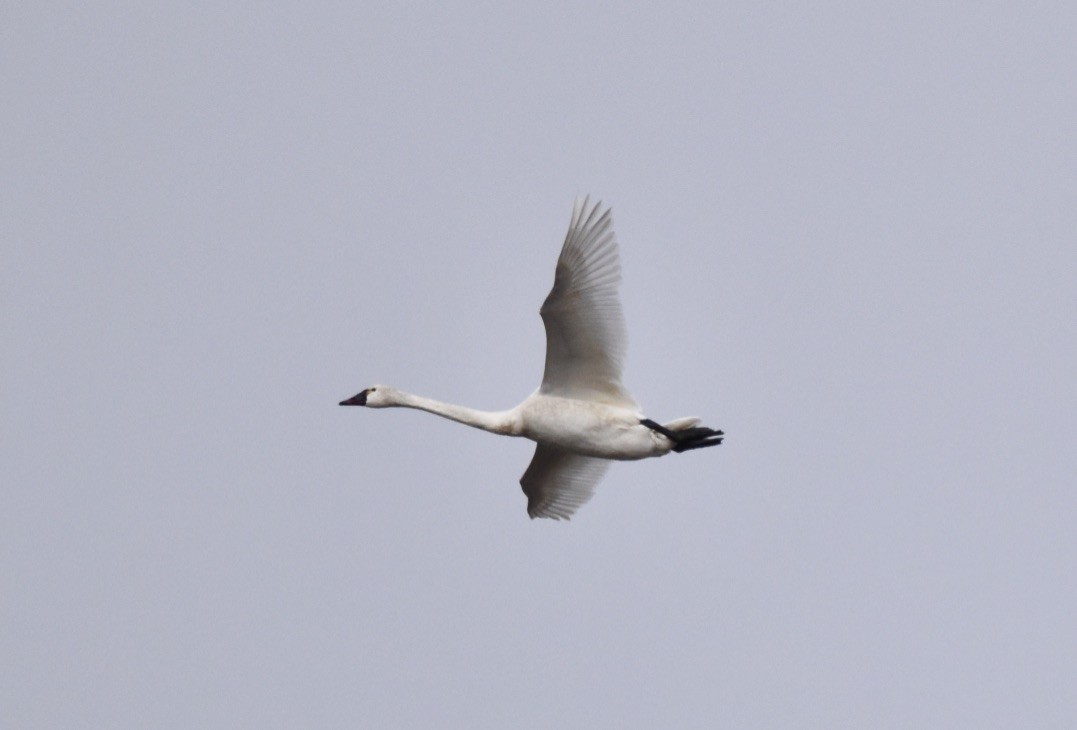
(520, 444, 610, 520)
(539, 197, 637, 409)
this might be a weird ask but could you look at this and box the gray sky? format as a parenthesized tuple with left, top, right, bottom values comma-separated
(3, 2, 1076, 727)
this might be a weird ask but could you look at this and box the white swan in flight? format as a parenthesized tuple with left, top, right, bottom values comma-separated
(341, 197, 723, 519)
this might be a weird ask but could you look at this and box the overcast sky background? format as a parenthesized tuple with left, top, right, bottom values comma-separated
(3, 2, 1076, 727)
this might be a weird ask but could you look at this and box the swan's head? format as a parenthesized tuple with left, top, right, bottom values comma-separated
(339, 385, 393, 408)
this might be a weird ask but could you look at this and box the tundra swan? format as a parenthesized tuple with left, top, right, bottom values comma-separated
(341, 197, 723, 519)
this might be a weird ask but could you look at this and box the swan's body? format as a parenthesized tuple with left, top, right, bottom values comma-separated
(342, 197, 722, 519)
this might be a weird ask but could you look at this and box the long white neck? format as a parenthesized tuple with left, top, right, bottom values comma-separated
(386, 389, 518, 436)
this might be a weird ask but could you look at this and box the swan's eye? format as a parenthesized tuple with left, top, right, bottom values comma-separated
(369, 387, 376, 392)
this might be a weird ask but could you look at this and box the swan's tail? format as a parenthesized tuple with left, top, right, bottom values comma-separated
(662, 416, 701, 431)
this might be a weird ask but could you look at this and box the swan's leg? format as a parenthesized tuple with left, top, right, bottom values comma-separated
(640, 418, 724, 453)
(640, 418, 677, 440)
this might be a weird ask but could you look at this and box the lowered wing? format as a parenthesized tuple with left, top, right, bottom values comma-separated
(520, 443, 610, 520)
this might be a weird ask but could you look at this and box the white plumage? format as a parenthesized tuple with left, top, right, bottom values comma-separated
(341, 197, 723, 520)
